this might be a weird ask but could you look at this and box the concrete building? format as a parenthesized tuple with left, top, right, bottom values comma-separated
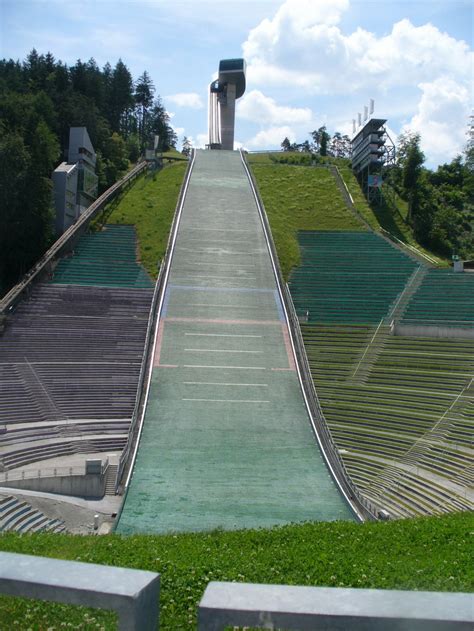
(52, 127, 98, 235)
(52, 162, 78, 235)
(209, 59, 246, 150)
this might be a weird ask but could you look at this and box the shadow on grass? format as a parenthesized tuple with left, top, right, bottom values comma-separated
(370, 193, 407, 242)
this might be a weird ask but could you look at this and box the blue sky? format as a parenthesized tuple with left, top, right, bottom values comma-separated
(1, 0, 472, 167)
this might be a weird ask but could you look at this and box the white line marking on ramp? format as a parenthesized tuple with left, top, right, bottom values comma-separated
(186, 228, 255, 233)
(183, 382, 268, 387)
(185, 333, 262, 338)
(182, 398, 270, 403)
(186, 304, 264, 309)
(180, 262, 256, 268)
(182, 274, 256, 280)
(183, 365, 266, 370)
(185, 348, 263, 353)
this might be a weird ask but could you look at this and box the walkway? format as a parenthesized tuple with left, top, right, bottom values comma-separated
(116, 150, 354, 534)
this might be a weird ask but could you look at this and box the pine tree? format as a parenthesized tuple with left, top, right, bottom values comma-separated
(182, 136, 192, 156)
(281, 137, 291, 151)
(134, 70, 155, 147)
(399, 132, 425, 223)
(109, 60, 134, 135)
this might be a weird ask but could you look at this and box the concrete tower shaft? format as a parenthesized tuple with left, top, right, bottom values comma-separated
(209, 58, 246, 150)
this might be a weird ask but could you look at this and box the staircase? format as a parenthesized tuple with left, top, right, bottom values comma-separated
(347, 323, 390, 385)
(58, 423, 78, 438)
(328, 166, 370, 229)
(387, 265, 428, 325)
(75, 440, 95, 454)
(105, 464, 118, 495)
(18, 363, 63, 423)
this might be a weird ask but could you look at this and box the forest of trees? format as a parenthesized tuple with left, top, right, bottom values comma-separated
(0, 49, 177, 295)
(281, 127, 473, 260)
(391, 132, 473, 259)
(281, 125, 352, 158)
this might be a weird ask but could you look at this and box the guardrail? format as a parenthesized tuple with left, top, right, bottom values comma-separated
(0, 551, 160, 631)
(115, 150, 196, 496)
(240, 150, 377, 522)
(283, 284, 377, 520)
(198, 582, 473, 630)
(399, 318, 473, 327)
(0, 460, 109, 485)
(380, 227, 438, 266)
(0, 161, 148, 316)
(114, 268, 161, 493)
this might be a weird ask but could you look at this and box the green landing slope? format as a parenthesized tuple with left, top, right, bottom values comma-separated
(116, 150, 354, 534)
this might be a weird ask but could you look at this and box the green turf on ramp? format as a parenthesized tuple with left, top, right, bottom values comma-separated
(117, 150, 354, 534)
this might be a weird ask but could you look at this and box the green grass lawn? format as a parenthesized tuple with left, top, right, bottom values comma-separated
(247, 151, 349, 168)
(162, 148, 188, 161)
(0, 512, 472, 630)
(248, 154, 447, 268)
(250, 163, 365, 279)
(98, 161, 187, 279)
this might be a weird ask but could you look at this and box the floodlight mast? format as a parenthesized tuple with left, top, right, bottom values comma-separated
(208, 59, 246, 150)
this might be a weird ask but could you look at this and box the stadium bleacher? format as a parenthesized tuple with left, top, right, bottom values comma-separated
(401, 269, 474, 326)
(0, 224, 154, 475)
(289, 231, 419, 324)
(52, 225, 153, 289)
(302, 323, 474, 517)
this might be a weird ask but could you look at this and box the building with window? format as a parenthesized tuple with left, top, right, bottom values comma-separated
(52, 127, 98, 235)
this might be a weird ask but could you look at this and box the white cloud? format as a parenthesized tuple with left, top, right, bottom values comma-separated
(165, 92, 204, 109)
(197, 134, 208, 148)
(244, 0, 348, 66)
(241, 0, 473, 162)
(402, 77, 471, 165)
(246, 126, 296, 149)
(186, 134, 209, 149)
(238, 90, 312, 125)
(244, 7, 472, 94)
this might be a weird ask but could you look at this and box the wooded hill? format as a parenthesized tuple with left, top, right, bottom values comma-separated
(280, 129, 474, 262)
(0, 49, 177, 295)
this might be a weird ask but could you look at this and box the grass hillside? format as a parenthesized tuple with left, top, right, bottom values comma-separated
(248, 152, 448, 268)
(0, 512, 472, 629)
(249, 162, 364, 279)
(96, 161, 187, 279)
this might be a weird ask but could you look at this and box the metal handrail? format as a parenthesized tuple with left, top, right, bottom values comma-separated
(0, 461, 109, 484)
(400, 318, 474, 326)
(0, 161, 148, 315)
(114, 274, 162, 491)
(283, 284, 377, 519)
(380, 228, 438, 266)
(115, 150, 196, 496)
(240, 150, 377, 521)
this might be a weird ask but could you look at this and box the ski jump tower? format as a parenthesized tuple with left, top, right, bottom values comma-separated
(208, 58, 246, 150)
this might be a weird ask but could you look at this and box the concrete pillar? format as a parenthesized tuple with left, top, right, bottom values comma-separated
(220, 83, 237, 150)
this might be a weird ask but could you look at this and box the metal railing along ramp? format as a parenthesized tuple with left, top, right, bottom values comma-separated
(116, 149, 358, 535)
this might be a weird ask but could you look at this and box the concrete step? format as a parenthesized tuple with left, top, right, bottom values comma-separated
(0, 495, 67, 533)
(105, 464, 118, 495)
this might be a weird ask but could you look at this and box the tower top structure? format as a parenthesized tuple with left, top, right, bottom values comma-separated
(209, 58, 246, 150)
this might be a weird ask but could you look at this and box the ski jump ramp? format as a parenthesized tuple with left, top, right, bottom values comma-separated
(116, 150, 354, 534)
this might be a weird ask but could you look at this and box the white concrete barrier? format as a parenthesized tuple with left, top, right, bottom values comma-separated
(0, 551, 160, 630)
(198, 582, 474, 630)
